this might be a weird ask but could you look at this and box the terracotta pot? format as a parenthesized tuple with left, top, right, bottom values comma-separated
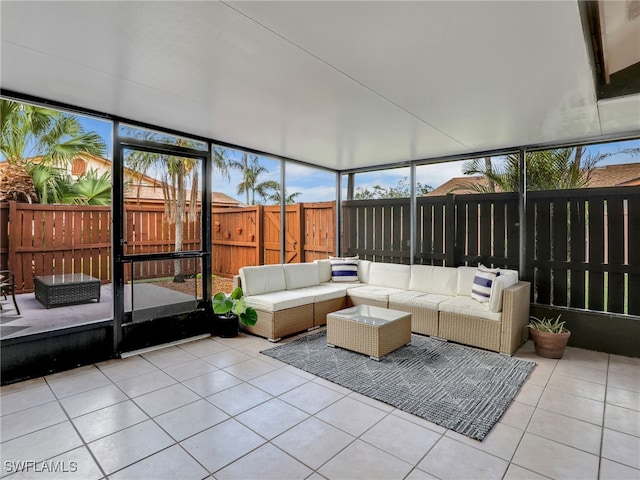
(223, 231, 231, 239)
(248, 233, 255, 241)
(530, 328, 571, 359)
(236, 227, 243, 234)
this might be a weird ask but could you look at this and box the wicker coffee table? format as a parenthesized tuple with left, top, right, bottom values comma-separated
(326, 305, 411, 360)
(34, 273, 101, 308)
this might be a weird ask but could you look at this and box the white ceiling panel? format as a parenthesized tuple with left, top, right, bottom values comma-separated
(1, 1, 638, 171)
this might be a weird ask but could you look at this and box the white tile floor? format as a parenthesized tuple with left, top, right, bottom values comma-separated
(1, 331, 639, 480)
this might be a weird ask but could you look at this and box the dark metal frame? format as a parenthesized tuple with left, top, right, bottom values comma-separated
(1, 89, 639, 383)
(112, 123, 212, 352)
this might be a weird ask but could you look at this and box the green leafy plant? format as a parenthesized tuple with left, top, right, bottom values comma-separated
(212, 287, 258, 327)
(528, 315, 568, 334)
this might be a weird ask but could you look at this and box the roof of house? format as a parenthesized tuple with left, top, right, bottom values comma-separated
(425, 176, 500, 196)
(0, 156, 243, 207)
(425, 162, 640, 196)
(588, 163, 640, 188)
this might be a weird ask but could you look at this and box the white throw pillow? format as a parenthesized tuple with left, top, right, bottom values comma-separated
(329, 256, 359, 282)
(470, 264, 500, 304)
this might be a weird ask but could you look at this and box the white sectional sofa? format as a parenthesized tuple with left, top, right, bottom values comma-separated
(235, 259, 531, 355)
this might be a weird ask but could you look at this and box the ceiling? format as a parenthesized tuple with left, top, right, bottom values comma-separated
(1, 1, 639, 172)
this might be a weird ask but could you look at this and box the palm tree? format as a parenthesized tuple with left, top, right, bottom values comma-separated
(71, 169, 112, 205)
(263, 182, 302, 204)
(124, 144, 199, 282)
(458, 147, 639, 193)
(232, 153, 278, 205)
(30, 166, 111, 205)
(1, 99, 107, 203)
(212, 146, 233, 182)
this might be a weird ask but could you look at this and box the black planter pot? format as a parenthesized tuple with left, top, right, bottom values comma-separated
(216, 313, 239, 338)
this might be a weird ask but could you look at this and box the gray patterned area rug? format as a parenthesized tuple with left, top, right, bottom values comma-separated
(261, 331, 535, 441)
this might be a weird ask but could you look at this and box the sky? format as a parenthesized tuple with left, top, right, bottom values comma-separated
(14, 112, 640, 205)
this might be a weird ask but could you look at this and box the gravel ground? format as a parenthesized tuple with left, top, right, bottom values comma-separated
(154, 276, 234, 298)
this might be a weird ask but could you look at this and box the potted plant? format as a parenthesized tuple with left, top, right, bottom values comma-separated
(212, 287, 258, 338)
(528, 314, 571, 359)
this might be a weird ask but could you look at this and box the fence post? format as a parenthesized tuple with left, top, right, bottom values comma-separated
(256, 205, 264, 266)
(8, 201, 18, 281)
(445, 194, 456, 266)
(296, 203, 304, 263)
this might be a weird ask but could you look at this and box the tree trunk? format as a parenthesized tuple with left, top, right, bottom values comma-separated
(573, 146, 583, 168)
(485, 157, 495, 192)
(173, 170, 185, 282)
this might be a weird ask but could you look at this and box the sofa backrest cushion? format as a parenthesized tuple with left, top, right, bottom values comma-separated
(284, 263, 320, 290)
(315, 259, 333, 283)
(329, 256, 360, 282)
(457, 266, 478, 296)
(409, 265, 458, 296)
(240, 265, 286, 296)
(368, 262, 411, 289)
(358, 260, 372, 284)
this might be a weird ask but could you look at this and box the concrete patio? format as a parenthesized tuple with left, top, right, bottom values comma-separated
(0, 284, 197, 341)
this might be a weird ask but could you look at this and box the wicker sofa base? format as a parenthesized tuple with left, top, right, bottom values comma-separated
(314, 297, 346, 327)
(348, 296, 387, 308)
(438, 313, 502, 353)
(243, 304, 314, 342)
(388, 302, 439, 337)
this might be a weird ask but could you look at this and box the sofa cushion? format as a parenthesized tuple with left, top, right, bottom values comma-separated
(389, 291, 454, 310)
(240, 265, 286, 296)
(315, 259, 333, 283)
(456, 266, 478, 296)
(329, 256, 359, 282)
(470, 264, 500, 304)
(409, 265, 458, 296)
(320, 281, 357, 291)
(295, 284, 348, 302)
(284, 263, 320, 290)
(368, 262, 411, 289)
(358, 260, 372, 284)
(244, 290, 315, 312)
(412, 293, 456, 309)
(488, 270, 519, 313)
(439, 296, 502, 322)
(347, 285, 405, 303)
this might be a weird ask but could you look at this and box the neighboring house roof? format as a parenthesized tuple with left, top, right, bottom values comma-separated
(588, 163, 640, 188)
(425, 162, 640, 195)
(0, 156, 243, 207)
(425, 176, 501, 196)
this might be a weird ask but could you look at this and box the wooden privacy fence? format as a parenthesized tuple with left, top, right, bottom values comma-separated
(526, 187, 639, 315)
(5, 202, 111, 293)
(212, 202, 336, 277)
(344, 186, 640, 317)
(124, 204, 201, 280)
(3, 200, 336, 293)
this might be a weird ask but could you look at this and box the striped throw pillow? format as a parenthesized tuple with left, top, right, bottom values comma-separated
(329, 256, 359, 282)
(470, 264, 500, 303)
